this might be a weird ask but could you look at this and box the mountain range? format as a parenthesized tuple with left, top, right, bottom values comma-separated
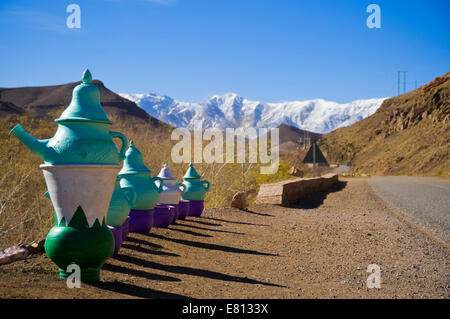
(119, 92, 386, 134)
(1, 72, 447, 176)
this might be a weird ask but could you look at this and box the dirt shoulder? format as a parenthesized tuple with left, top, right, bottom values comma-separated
(0, 178, 448, 298)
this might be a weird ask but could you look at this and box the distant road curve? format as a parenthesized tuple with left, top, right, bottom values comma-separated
(368, 176, 450, 244)
(331, 165, 350, 174)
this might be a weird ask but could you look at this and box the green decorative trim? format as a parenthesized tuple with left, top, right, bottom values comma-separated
(58, 217, 67, 227)
(68, 206, 90, 228)
(44, 205, 114, 282)
(54, 205, 104, 228)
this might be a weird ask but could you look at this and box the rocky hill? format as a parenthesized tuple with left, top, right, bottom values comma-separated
(276, 124, 322, 155)
(319, 72, 450, 176)
(0, 80, 169, 130)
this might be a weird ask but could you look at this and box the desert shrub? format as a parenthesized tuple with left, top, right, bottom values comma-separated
(0, 112, 292, 247)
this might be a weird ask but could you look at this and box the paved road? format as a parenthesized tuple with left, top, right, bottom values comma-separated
(369, 176, 450, 244)
(331, 165, 351, 174)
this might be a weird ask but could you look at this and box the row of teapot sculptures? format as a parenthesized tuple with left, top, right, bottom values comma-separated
(108, 140, 210, 228)
(9, 69, 210, 282)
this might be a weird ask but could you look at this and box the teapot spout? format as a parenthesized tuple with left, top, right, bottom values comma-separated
(10, 124, 50, 161)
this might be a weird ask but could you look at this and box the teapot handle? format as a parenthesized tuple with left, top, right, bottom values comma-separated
(122, 186, 136, 208)
(177, 182, 186, 195)
(202, 180, 210, 191)
(109, 131, 127, 161)
(152, 177, 164, 193)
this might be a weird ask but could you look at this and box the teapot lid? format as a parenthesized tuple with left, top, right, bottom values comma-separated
(118, 141, 151, 175)
(183, 163, 201, 179)
(158, 163, 176, 180)
(55, 69, 112, 124)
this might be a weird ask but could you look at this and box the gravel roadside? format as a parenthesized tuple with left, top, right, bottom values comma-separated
(0, 178, 448, 298)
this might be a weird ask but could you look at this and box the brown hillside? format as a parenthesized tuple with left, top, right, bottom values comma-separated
(260, 123, 322, 156)
(277, 123, 322, 155)
(0, 80, 168, 130)
(319, 72, 450, 176)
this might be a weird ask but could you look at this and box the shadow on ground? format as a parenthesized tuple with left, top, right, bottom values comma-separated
(102, 263, 181, 282)
(149, 233, 277, 256)
(240, 209, 274, 217)
(121, 243, 180, 257)
(88, 280, 188, 299)
(290, 180, 347, 209)
(125, 236, 164, 249)
(168, 227, 213, 238)
(112, 254, 285, 288)
(173, 222, 245, 235)
(201, 217, 270, 227)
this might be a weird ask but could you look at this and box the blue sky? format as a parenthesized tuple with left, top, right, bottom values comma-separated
(0, 0, 449, 103)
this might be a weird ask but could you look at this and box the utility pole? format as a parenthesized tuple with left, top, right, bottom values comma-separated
(312, 142, 317, 177)
(397, 70, 408, 95)
(403, 71, 407, 93)
(241, 162, 245, 192)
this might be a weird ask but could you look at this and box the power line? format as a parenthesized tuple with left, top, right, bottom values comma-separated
(403, 71, 407, 93)
(397, 71, 408, 95)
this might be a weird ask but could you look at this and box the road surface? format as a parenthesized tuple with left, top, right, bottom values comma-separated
(1, 179, 448, 298)
(369, 176, 450, 244)
(332, 165, 351, 174)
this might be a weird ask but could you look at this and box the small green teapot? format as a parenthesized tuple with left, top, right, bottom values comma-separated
(10, 69, 127, 165)
(181, 163, 210, 201)
(106, 177, 136, 227)
(118, 141, 163, 210)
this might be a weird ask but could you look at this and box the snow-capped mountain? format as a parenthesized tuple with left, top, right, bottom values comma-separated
(119, 92, 387, 134)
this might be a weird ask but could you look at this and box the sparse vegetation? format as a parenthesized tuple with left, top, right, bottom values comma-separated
(319, 72, 450, 177)
(0, 108, 300, 248)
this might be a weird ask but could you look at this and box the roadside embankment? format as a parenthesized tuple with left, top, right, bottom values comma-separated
(255, 173, 339, 206)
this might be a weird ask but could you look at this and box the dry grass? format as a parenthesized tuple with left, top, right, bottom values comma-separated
(319, 72, 450, 177)
(0, 109, 292, 248)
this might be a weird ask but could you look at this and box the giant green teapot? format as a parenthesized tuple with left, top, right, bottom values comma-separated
(9, 69, 127, 165)
(181, 163, 210, 201)
(118, 141, 164, 210)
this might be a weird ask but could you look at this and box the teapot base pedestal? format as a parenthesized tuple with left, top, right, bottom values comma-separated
(108, 225, 123, 255)
(154, 204, 176, 228)
(121, 216, 131, 240)
(178, 200, 189, 220)
(170, 204, 180, 224)
(44, 214, 114, 283)
(129, 209, 154, 234)
(187, 200, 204, 217)
(59, 267, 100, 282)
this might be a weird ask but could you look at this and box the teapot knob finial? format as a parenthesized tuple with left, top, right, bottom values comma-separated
(82, 69, 92, 83)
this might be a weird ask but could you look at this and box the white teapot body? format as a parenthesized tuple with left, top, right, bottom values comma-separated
(159, 179, 186, 204)
(157, 164, 186, 205)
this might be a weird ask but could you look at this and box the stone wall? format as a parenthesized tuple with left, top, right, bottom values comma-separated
(254, 173, 339, 206)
